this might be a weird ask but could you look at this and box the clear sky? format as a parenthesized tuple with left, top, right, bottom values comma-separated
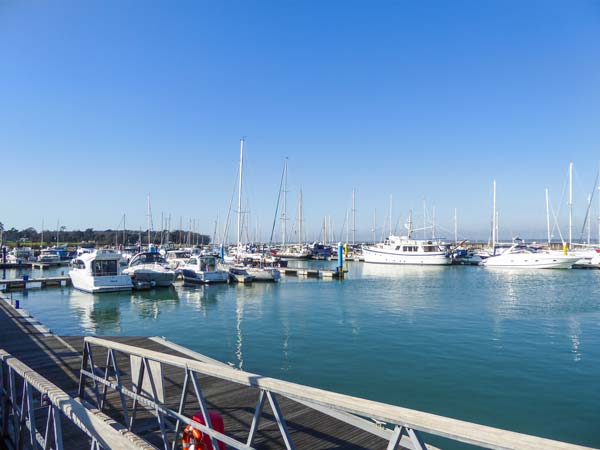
(2, 1, 600, 242)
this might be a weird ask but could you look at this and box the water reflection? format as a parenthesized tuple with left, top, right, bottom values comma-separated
(67, 289, 122, 334)
(130, 287, 180, 320)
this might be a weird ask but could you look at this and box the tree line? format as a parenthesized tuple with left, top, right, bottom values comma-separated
(0, 224, 211, 247)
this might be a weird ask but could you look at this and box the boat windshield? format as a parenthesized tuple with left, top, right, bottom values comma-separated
(131, 253, 166, 266)
(93, 260, 118, 276)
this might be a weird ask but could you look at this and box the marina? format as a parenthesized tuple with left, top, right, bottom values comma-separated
(2, 2, 600, 449)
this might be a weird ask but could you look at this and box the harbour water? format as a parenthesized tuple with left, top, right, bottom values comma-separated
(4, 262, 599, 448)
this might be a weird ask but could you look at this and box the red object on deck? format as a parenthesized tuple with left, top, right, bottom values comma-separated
(191, 410, 226, 450)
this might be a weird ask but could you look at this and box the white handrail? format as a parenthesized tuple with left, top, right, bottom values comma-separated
(84, 336, 595, 450)
(0, 349, 154, 450)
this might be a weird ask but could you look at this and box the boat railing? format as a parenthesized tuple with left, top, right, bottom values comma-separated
(78, 336, 593, 450)
(0, 349, 152, 450)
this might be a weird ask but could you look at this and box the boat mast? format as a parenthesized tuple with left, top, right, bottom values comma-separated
(123, 214, 126, 247)
(281, 158, 287, 247)
(345, 209, 349, 243)
(41, 218, 44, 249)
(587, 194, 591, 244)
(298, 189, 303, 245)
(492, 179, 497, 249)
(372, 208, 376, 243)
(389, 194, 393, 236)
(237, 138, 245, 250)
(545, 188, 551, 245)
(352, 188, 356, 245)
(432, 206, 436, 239)
(147, 194, 152, 249)
(454, 208, 457, 244)
(56, 218, 60, 246)
(569, 162, 573, 248)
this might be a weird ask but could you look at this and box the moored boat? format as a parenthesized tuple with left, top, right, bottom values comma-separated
(480, 240, 580, 269)
(181, 255, 229, 284)
(69, 249, 132, 293)
(123, 251, 176, 287)
(362, 235, 451, 265)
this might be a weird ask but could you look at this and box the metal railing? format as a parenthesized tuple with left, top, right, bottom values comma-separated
(0, 349, 152, 450)
(78, 336, 595, 450)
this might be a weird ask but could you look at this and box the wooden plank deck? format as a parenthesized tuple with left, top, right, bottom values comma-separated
(0, 298, 390, 450)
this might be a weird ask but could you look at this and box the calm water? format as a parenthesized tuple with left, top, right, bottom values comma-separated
(5, 262, 600, 448)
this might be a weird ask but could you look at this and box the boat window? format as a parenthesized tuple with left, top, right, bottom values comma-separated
(93, 260, 118, 276)
(71, 259, 85, 269)
(188, 258, 197, 265)
(424, 246, 438, 252)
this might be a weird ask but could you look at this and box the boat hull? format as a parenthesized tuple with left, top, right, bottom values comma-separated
(362, 246, 451, 265)
(123, 267, 175, 287)
(481, 256, 579, 269)
(182, 269, 229, 284)
(69, 270, 132, 293)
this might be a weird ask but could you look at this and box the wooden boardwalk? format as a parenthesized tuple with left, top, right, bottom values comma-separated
(0, 298, 389, 450)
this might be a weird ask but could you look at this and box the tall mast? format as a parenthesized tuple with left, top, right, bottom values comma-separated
(352, 188, 356, 245)
(587, 194, 591, 244)
(345, 209, 349, 243)
(41, 218, 44, 249)
(281, 158, 287, 247)
(298, 189, 303, 245)
(454, 208, 457, 244)
(372, 208, 376, 243)
(432, 206, 436, 239)
(389, 194, 393, 236)
(492, 179, 497, 249)
(123, 214, 126, 247)
(569, 162, 573, 248)
(56, 218, 60, 245)
(147, 194, 152, 248)
(237, 138, 245, 249)
(545, 188, 551, 245)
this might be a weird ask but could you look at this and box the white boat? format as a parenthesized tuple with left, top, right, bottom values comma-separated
(166, 250, 192, 271)
(362, 235, 451, 265)
(181, 255, 229, 284)
(69, 249, 132, 293)
(244, 265, 281, 282)
(6, 247, 34, 263)
(38, 248, 61, 263)
(228, 266, 255, 283)
(123, 251, 176, 287)
(481, 241, 580, 269)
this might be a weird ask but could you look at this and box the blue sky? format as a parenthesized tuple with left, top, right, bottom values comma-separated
(1, 1, 600, 242)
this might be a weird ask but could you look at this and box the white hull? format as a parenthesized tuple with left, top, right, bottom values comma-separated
(245, 267, 281, 281)
(69, 270, 132, 293)
(362, 246, 451, 265)
(182, 269, 229, 284)
(123, 264, 175, 287)
(481, 254, 579, 269)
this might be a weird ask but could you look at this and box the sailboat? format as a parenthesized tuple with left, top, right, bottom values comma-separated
(226, 138, 280, 282)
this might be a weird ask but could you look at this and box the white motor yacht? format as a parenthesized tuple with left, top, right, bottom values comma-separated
(181, 255, 229, 284)
(123, 251, 176, 287)
(362, 235, 451, 265)
(481, 241, 580, 269)
(69, 249, 132, 293)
